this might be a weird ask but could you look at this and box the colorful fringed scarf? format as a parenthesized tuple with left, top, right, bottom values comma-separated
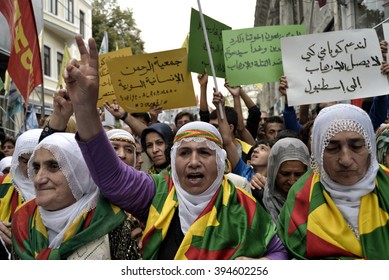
(0, 174, 22, 223)
(278, 166, 389, 259)
(12, 196, 127, 260)
(142, 170, 276, 259)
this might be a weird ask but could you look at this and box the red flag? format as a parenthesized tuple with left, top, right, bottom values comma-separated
(351, 98, 364, 108)
(0, 0, 43, 103)
(318, 0, 326, 8)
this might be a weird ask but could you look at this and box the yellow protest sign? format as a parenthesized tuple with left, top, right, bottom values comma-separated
(97, 47, 133, 108)
(106, 48, 196, 113)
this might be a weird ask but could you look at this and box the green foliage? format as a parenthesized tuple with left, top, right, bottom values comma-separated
(92, 0, 145, 54)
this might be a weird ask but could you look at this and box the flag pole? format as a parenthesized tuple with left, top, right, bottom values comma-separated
(39, 2, 45, 121)
(196, 0, 224, 119)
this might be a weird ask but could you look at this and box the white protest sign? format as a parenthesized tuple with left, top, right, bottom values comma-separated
(281, 29, 388, 106)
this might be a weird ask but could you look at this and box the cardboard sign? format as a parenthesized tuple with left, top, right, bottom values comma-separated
(188, 8, 231, 77)
(106, 48, 196, 112)
(97, 47, 133, 108)
(222, 25, 306, 86)
(281, 29, 388, 106)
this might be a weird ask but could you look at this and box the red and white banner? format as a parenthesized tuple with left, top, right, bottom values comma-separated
(0, 0, 43, 103)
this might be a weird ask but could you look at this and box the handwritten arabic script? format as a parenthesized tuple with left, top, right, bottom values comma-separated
(222, 25, 306, 86)
(106, 48, 196, 113)
(281, 29, 388, 106)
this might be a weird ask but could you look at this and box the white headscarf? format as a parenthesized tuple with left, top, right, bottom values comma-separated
(0, 156, 12, 176)
(170, 121, 226, 234)
(10, 129, 42, 202)
(28, 133, 100, 248)
(311, 104, 379, 235)
(106, 128, 137, 167)
(263, 137, 310, 223)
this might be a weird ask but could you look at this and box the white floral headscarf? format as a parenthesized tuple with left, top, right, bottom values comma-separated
(311, 103, 379, 235)
(170, 121, 226, 234)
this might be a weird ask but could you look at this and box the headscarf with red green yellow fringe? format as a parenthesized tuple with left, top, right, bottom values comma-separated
(142, 169, 276, 259)
(12, 196, 126, 259)
(277, 166, 389, 259)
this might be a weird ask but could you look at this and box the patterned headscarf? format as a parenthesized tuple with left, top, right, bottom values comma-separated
(28, 133, 100, 248)
(170, 121, 226, 234)
(263, 137, 310, 223)
(376, 129, 389, 166)
(311, 103, 379, 233)
(106, 128, 136, 167)
(10, 129, 42, 202)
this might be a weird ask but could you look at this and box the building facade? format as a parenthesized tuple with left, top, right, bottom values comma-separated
(0, 0, 92, 136)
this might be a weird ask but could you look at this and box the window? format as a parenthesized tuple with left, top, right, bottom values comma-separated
(65, 0, 74, 23)
(80, 10, 85, 38)
(57, 52, 63, 79)
(44, 46, 51, 76)
(47, 0, 58, 15)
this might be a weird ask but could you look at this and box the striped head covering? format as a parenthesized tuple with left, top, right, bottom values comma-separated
(170, 121, 227, 234)
(106, 129, 136, 167)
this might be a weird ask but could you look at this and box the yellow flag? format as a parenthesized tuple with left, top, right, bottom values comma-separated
(57, 44, 71, 89)
(182, 33, 189, 52)
(4, 70, 11, 92)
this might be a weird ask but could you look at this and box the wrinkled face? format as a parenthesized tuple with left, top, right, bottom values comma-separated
(250, 144, 271, 167)
(145, 132, 167, 166)
(135, 142, 144, 171)
(32, 148, 76, 211)
(275, 160, 307, 198)
(176, 115, 192, 130)
(110, 140, 135, 167)
(2, 141, 15, 157)
(18, 153, 32, 178)
(265, 123, 284, 141)
(174, 140, 218, 195)
(323, 131, 370, 186)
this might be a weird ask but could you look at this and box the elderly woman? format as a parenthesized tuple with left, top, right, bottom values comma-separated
(262, 137, 310, 223)
(278, 104, 389, 259)
(11, 133, 141, 260)
(62, 35, 288, 260)
(0, 129, 42, 259)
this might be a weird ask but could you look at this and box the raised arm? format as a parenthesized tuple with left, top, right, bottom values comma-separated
(63, 36, 101, 141)
(212, 90, 240, 169)
(198, 71, 210, 122)
(64, 35, 155, 222)
(225, 81, 255, 146)
(240, 87, 260, 140)
(104, 100, 148, 137)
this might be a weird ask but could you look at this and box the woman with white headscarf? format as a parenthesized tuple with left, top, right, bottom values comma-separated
(77, 119, 287, 260)
(0, 129, 42, 259)
(278, 104, 389, 259)
(11, 133, 141, 260)
(262, 137, 310, 223)
(63, 35, 287, 260)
